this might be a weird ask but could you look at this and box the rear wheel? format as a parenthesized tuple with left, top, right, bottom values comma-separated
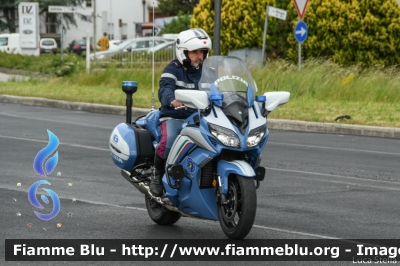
(218, 175, 257, 239)
(145, 194, 181, 225)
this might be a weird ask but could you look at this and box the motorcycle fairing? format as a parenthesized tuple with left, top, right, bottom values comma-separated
(180, 127, 217, 154)
(203, 105, 236, 132)
(166, 135, 195, 165)
(163, 147, 219, 220)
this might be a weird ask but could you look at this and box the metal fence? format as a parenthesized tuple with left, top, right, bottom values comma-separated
(91, 46, 176, 68)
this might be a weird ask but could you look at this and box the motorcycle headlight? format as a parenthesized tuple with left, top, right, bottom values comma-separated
(209, 123, 240, 148)
(247, 124, 267, 147)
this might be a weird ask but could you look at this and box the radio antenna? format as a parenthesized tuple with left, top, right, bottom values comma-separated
(151, 1, 155, 111)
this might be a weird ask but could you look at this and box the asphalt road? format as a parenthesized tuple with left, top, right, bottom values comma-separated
(1, 102, 399, 265)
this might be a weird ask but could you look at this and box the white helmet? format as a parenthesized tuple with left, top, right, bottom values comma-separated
(176, 28, 212, 68)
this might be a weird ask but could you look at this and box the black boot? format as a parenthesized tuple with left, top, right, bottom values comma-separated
(150, 154, 166, 197)
(150, 169, 164, 196)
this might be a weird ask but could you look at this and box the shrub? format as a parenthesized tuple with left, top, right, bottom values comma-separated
(191, 0, 400, 66)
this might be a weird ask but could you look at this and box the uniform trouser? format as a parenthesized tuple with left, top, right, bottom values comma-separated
(156, 119, 183, 163)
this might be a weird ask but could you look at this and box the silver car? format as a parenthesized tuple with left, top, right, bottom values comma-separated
(90, 37, 171, 60)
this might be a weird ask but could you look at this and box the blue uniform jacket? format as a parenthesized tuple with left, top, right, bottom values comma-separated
(158, 59, 202, 119)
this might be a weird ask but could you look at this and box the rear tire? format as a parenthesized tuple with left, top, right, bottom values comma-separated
(145, 194, 181, 225)
(218, 175, 257, 239)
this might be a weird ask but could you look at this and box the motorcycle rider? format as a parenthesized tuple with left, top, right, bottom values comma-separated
(150, 28, 212, 196)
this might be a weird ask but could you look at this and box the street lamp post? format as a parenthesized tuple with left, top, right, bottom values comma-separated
(142, 0, 146, 22)
(213, 0, 221, 55)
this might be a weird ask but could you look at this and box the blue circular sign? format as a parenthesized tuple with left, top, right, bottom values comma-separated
(294, 21, 308, 43)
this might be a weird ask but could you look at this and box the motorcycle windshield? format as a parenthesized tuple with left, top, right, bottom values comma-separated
(199, 56, 257, 108)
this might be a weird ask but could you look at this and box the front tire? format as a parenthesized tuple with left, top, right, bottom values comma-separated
(218, 175, 257, 239)
(145, 194, 181, 225)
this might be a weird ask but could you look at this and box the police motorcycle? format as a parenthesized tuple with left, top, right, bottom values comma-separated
(109, 56, 290, 239)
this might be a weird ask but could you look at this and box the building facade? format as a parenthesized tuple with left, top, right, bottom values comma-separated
(59, 0, 161, 48)
(0, 0, 162, 49)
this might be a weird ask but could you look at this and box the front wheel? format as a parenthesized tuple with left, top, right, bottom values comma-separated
(145, 194, 181, 225)
(218, 175, 257, 239)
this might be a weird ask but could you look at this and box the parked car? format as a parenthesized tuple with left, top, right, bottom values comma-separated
(90, 37, 170, 60)
(68, 40, 92, 55)
(109, 40, 121, 50)
(146, 40, 175, 54)
(0, 33, 21, 54)
(39, 38, 57, 54)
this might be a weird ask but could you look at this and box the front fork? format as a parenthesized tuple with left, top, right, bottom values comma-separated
(217, 174, 228, 205)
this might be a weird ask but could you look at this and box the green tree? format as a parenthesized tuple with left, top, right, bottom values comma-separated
(0, 0, 91, 33)
(0, 0, 19, 33)
(159, 11, 191, 34)
(192, 0, 400, 66)
(291, 0, 400, 66)
(191, 0, 277, 55)
(158, 0, 199, 16)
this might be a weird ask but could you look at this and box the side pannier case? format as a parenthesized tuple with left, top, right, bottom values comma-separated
(109, 123, 154, 171)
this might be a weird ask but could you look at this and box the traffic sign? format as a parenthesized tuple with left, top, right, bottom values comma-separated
(294, 21, 308, 43)
(293, 0, 308, 20)
(267, 6, 287, 21)
(48, 5, 76, 13)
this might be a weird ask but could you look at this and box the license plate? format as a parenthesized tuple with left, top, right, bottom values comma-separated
(82, 46, 86, 49)
(45, 49, 51, 52)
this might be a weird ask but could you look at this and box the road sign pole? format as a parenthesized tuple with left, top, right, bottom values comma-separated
(261, 6, 269, 68)
(298, 17, 301, 71)
(298, 42, 301, 71)
(294, 20, 307, 71)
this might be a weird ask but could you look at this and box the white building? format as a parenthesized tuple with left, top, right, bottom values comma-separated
(53, 0, 160, 48)
(0, 0, 161, 48)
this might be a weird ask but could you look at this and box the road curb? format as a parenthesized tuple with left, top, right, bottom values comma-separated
(1, 95, 399, 139)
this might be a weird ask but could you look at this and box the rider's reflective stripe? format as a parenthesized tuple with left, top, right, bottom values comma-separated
(161, 73, 195, 89)
(161, 73, 177, 80)
(177, 81, 195, 89)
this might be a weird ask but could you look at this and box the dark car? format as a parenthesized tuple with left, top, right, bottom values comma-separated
(68, 40, 92, 55)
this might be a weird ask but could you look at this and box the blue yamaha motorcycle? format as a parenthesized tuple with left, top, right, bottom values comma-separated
(109, 56, 290, 239)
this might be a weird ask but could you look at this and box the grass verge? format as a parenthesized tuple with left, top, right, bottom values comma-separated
(0, 57, 399, 128)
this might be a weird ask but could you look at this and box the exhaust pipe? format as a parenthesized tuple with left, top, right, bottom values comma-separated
(120, 169, 179, 211)
(121, 169, 149, 195)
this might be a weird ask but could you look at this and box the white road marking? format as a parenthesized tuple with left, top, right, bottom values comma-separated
(0, 135, 109, 151)
(0, 186, 391, 242)
(269, 141, 400, 156)
(0, 112, 113, 129)
(266, 167, 400, 191)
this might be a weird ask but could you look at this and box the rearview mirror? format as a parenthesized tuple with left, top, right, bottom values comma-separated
(263, 91, 290, 112)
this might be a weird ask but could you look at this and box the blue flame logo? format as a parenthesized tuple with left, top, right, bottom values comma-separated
(30, 130, 61, 221)
(28, 180, 60, 221)
(33, 130, 59, 177)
